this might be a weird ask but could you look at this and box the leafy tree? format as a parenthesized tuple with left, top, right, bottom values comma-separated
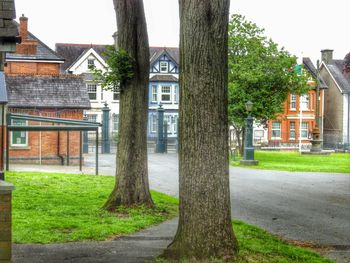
(163, 0, 238, 261)
(103, 0, 153, 210)
(90, 45, 134, 90)
(228, 14, 309, 153)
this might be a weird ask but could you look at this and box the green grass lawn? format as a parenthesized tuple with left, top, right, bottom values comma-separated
(7, 171, 333, 262)
(157, 221, 333, 262)
(7, 171, 178, 244)
(231, 151, 350, 173)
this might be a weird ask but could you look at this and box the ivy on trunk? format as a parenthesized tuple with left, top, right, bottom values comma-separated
(103, 0, 153, 210)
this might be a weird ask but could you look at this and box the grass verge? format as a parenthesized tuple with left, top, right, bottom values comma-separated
(231, 151, 350, 173)
(7, 171, 333, 262)
(156, 221, 333, 262)
(7, 171, 178, 244)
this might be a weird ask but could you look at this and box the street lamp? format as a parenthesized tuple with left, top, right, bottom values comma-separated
(240, 101, 259, 165)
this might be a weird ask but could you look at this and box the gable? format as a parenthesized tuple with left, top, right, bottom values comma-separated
(321, 61, 349, 94)
(66, 48, 107, 74)
(150, 53, 178, 74)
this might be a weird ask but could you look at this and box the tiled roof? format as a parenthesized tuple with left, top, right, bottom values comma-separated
(0, 72, 8, 103)
(326, 59, 350, 93)
(302, 57, 327, 89)
(55, 43, 108, 72)
(0, 0, 19, 41)
(55, 43, 180, 72)
(150, 75, 178, 82)
(5, 22, 64, 62)
(6, 75, 91, 109)
(150, 47, 179, 65)
(0, 0, 15, 20)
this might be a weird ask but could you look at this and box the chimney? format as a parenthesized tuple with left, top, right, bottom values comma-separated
(16, 15, 38, 55)
(19, 14, 28, 41)
(321, 49, 334, 64)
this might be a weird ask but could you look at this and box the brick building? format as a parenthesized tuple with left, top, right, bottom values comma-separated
(4, 15, 90, 164)
(267, 58, 327, 149)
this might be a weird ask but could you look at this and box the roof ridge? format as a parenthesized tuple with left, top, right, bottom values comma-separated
(55, 43, 109, 47)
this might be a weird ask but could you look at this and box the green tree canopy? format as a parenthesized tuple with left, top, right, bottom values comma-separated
(228, 14, 309, 128)
(90, 45, 134, 91)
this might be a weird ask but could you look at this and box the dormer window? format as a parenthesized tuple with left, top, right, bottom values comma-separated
(160, 62, 168, 73)
(88, 59, 95, 67)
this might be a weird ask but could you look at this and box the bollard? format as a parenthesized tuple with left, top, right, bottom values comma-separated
(155, 104, 165, 153)
(101, 102, 111, 154)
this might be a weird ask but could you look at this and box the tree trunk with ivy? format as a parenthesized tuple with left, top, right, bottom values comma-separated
(163, 0, 238, 261)
(103, 0, 153, 210)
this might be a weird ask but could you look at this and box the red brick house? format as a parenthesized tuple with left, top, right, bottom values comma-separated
(4, 15, 90, 164)
(267, 58, 327, 149)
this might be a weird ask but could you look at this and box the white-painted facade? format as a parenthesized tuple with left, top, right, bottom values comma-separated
(66, 48, 120, 135)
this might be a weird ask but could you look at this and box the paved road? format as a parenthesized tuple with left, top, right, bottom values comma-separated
(11, 153, 350, 262)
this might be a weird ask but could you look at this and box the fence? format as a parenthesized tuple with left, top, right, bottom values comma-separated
(84, 126, 178, 154)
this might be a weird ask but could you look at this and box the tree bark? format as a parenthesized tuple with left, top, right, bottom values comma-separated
(103, 0, 153, 210)
(164, 0, 238, 261)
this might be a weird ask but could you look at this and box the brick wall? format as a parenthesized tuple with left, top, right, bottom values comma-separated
(0, 181, 14, 263)
(4, 62, 60, 75)
(8, 109, 84, 165)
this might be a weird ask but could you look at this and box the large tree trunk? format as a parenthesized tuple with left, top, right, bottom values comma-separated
(104, 0, 153, 210)
(164, 0, 238, 261)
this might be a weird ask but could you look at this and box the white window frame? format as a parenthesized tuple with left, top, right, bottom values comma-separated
(173, 85, 178, 104)
(112, 114, 119, 132)
(289, 122, 296, 140)
(11, 119, 28, 147)
(160, 61, 168, 73)
(300, 122, 309, 139)
(290, 94, 296, 110)
(161, 85, 172, 103)
(151, 114, 157, 133)
(87, 84, 97, 100)
(271, 122, 281, 139)
(86, 114, 97, 123)
(151, 85, 158, 102)
(112, 87, 120, 101)
(88, 59, 95, 67)
(300, 94, 309, 110)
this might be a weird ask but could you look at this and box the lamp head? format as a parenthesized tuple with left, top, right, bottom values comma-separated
(245, 101, 253, 112)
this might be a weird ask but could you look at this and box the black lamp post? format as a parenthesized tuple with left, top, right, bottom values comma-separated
(240, 101, 258, 165)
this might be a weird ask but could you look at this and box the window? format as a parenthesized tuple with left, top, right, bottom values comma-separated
(86, 114, 97, 123)
(152, 85, 158, 102)
(173, 115, 178, 134)
(88, 59, 95, 67)
(11, 119, 28, 146)
(300, 122, 308, 139)
(173, 85, 178, 103)
(254, 130, 264, 138)
(151, 114, 157, 133)
(161, 86, 171, 102)
(300, 94, 309, 110)
(113, 87, 120, 101)
(112, 114, 119, 131)
(289, 122, 296, 139)
(160, 62, 168, 73)
(271, 122, 281, 139)
(87, 84, 97, 100)
(290, 94, 296, 110)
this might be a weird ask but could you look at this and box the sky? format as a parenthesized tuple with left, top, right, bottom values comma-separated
(14, 0, 349, 64)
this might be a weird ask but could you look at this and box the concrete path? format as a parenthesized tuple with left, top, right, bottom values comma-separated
(10, 153, 350, 262)
(13, 219, 178, 263)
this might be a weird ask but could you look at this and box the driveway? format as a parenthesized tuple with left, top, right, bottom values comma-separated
(11, 153, 350, 262)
